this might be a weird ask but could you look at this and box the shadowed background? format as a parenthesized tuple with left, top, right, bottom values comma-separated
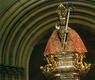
(0, 0, 95, 80)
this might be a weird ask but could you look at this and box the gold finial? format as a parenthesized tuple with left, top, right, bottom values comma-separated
(57, 3, 67, 25)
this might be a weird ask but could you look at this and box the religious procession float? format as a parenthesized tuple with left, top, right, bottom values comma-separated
(40, 3, 91, 80)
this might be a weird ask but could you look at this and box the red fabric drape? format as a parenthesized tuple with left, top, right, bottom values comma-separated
(44, 27, 87, 56)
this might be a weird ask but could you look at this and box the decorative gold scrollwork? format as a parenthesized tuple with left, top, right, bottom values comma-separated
(74, 53, 91, 71)
(40, 55, 58, 72)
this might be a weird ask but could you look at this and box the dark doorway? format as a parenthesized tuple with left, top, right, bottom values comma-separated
(29, 28, 54, 80)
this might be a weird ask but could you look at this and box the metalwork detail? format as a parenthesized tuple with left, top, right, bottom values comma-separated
(40, 53, 91, 80)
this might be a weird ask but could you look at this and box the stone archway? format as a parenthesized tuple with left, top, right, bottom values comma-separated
(0, 0, 95, 80)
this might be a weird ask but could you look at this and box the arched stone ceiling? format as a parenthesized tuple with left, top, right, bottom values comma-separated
(0, 0, 95, 75)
